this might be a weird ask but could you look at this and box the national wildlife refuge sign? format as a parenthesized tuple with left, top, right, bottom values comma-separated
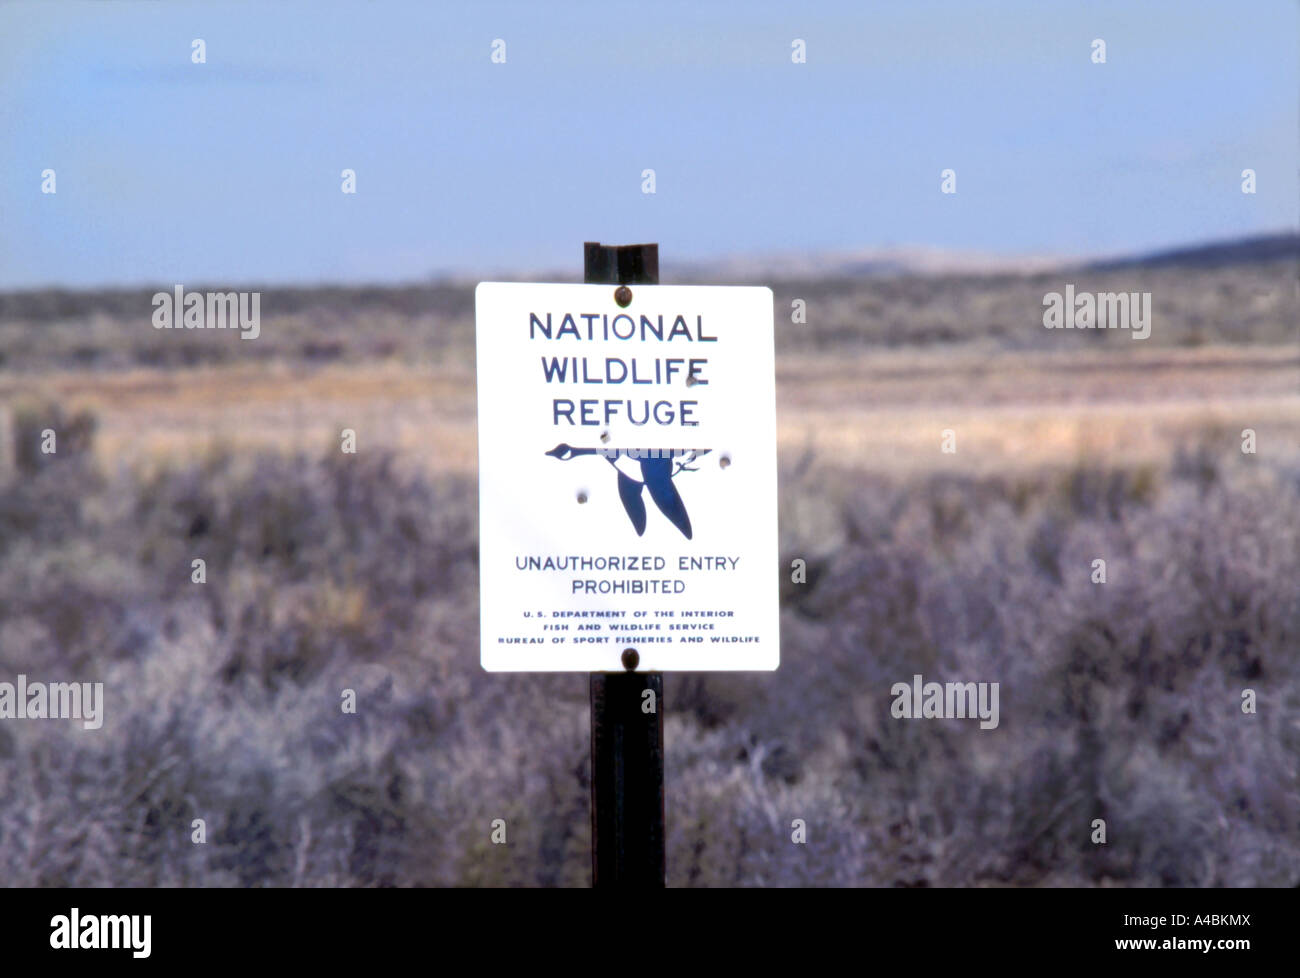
(475, 283, 778, 671)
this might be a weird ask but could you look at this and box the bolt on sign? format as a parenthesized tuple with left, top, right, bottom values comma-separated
(475, 283, 779, 671)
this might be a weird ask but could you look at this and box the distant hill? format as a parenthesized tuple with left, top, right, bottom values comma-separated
(662, 247, 1067, 283)
(0, 234, 1295, 320)
(1082, 232, 1300, 272)
(660, 231, 1300, 282)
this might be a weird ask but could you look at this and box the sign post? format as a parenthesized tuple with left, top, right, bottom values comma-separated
(585, 243, 666, 888)
(474, 242, 778, 887)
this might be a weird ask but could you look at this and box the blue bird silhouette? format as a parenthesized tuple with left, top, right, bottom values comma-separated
(545, 444, 709, 539)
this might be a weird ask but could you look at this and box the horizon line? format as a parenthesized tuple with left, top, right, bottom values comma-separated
(2, 229, 1295, 296)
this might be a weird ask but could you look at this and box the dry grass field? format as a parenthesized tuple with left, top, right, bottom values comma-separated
(3, 332, 1295, 486)
(0, 245, 1297, 886)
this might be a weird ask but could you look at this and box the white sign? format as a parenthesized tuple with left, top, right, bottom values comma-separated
(475, 282, 779, 672)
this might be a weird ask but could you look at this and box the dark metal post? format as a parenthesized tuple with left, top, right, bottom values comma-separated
(585, 242, 666, 888)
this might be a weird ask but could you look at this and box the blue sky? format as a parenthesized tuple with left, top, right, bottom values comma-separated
(1, 0, 1295, 288)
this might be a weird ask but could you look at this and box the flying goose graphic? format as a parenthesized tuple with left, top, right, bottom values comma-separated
(545, 444, 709, 539)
